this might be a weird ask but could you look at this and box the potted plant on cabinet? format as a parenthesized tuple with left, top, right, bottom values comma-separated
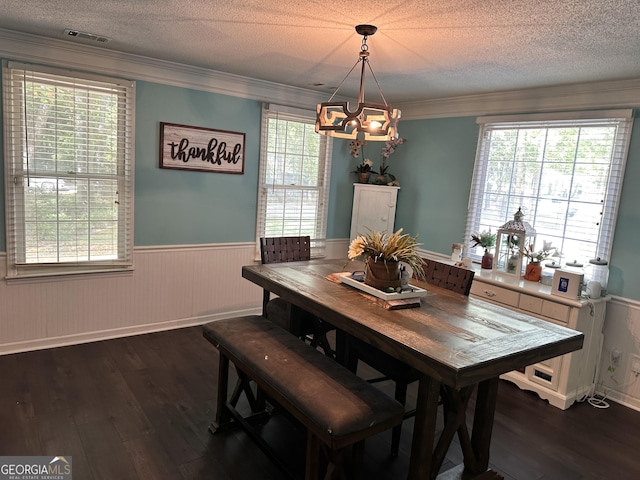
(349, 138, 373, 183)
(471, 230, 496, 269)
(352, 158, 376, 183)
(374, 137, 404, 185)
(520, 241, 556, 281)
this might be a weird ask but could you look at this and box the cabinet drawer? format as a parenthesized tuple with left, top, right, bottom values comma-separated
(519, 294, 543, 314)
(470, 282, 519, 307)
(541, 301, 570, 323)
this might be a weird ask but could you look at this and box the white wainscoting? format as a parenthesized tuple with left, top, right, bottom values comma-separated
(0, 244, 263, 355)
(0, 240, 349, 355)
(598, 296, 640, 412)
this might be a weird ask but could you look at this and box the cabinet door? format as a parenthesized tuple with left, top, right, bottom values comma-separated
(350, 185, 399, 240)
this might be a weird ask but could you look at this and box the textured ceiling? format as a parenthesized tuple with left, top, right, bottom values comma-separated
(1, 0, 639, 103)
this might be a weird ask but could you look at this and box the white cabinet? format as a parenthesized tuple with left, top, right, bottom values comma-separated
(349, 184, 399, 241)
(470, 271, 608, 409)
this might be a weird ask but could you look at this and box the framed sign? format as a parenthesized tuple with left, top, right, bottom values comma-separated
(159, 122, 245, 174)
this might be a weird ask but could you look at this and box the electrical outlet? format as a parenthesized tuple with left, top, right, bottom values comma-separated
(632, 355, 640, 374)
(611, 347, 622, 365)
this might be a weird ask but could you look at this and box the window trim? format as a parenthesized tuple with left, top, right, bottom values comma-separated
(255, 103, 332, 259)
(465, 109, 633, 266)
(2, 61, 136, 279)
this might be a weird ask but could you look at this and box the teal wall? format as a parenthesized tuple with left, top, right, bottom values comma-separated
(134, 82, 262, 244)
(327, 116, 480, 248)
(391, 117, 479, 253)
(608, 120, 640, 298)
(1, 68, 639, 299)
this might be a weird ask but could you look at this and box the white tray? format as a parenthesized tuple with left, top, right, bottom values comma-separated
(337, 272, 428, 301)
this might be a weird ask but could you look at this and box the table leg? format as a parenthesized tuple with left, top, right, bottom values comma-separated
(439, 377, 500, 477)
(334, 329, 349, 367)
(288, 303, 305, 338)
(467, 377, 499, 473)
(262, 289, 270, 317)
(409, 377, 500, 480)
(408, 376, 441, 480)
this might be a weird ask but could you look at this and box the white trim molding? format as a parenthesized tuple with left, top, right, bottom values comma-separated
(398, 78, 640, 120)
(0, 308, 260, 356)
(0, 28, 329, 110)
(2, 27, 639, 120)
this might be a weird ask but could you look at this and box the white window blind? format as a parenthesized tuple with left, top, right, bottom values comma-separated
(3, 61, 135, 278)
(256, 103, 332, 258)
(465, 110, 633, 265)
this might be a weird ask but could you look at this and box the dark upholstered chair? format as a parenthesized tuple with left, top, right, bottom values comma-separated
(345, 258, 475, 456)
(422, 258, 475, 296)
(260, 236, 335, 357)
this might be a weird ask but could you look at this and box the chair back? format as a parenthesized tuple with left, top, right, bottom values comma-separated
(260, 236, 311, 265)
(422, 258, 475, 296)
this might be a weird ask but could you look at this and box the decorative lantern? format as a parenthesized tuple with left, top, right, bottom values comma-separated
(493, 207, 536, 277)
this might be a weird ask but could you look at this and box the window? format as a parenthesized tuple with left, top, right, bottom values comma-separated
(3, 62, 135, 278)
(465, 110, 633, 265)
(256, 104, 332, 257)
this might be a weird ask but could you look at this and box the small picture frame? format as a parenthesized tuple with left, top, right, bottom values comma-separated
(551, 269, 584, 298)
(159, 122, 245, 174)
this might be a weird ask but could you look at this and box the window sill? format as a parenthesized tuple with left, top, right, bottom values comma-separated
(5, 266, 135, 284)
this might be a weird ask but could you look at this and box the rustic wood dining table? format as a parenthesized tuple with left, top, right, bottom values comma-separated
(242, 259, 584, 480)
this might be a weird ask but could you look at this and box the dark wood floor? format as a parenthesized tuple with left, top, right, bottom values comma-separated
(1, 325, 639, 480)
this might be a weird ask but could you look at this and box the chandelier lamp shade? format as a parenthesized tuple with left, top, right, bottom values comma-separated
(315, 24, 400, 141)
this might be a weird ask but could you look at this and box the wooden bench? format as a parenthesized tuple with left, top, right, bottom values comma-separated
(203, 315, 404, 480)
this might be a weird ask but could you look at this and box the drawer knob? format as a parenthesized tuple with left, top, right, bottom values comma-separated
(483, 289, 496, 297)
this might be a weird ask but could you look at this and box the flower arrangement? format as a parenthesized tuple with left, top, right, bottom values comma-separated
(349, 138, 366, 158)
(347, 228, 425, 280)
(471, 230, 496, 251)
(520, 241, 556, 263)
(377, 137, 405, 181)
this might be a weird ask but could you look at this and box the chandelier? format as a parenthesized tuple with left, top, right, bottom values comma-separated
(315, 24, 400, 141)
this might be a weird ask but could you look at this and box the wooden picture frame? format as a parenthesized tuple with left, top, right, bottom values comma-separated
(159, 122, 245, 174)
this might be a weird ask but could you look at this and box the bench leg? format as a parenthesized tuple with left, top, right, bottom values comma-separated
(210, 353, 231, 433)
(306, 431, 321, 480)
(210, 354, 268, 434)
(229, 370, 260, 411)
(305, 435, 355, 480)
(321, 443, 364, 480)
(351, 441, 365, 480)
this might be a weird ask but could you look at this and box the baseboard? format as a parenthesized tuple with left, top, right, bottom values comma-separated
(0, 307, 261, 356)
(594, 386, 640, 413)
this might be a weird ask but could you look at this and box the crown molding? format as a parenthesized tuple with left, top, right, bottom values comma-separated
(2, 28, 639, 120)
(398, 78, 640, 120)
(0, 28, 327, 110)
